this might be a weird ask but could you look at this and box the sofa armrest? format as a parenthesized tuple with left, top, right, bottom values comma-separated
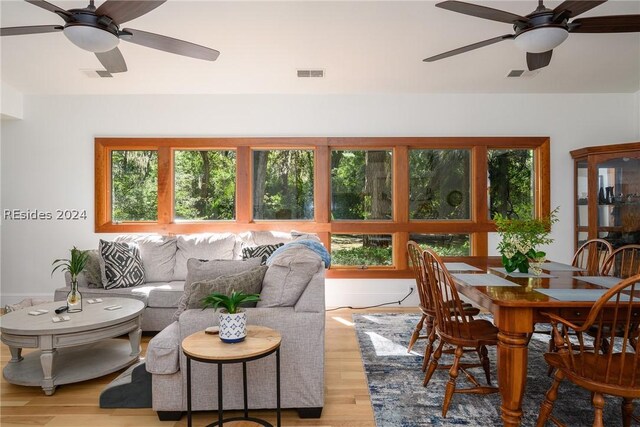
(146, 321, 181, 375)
(294, 267, 325, 313)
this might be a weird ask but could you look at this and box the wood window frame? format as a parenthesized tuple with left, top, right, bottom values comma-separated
(96, 137, 550, 278)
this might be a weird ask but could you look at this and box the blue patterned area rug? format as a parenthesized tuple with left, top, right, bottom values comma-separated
(353, 313, 636, 427)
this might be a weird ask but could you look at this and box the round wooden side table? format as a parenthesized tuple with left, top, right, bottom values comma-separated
(181, 325, 282, 427)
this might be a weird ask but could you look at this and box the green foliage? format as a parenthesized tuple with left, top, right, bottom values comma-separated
(488, 149, 534, 219)
(52, 247, 89, 282)
(201, 290, 261, 314)
(112, 151, 158, 221)
(495, 207, 559, 272)
(253, 150, 314, 219)
(174, 150, 235, 220)
(332, 246, 393, 266)
(409, 150, 470, 220)
(331, 150, 392, 220)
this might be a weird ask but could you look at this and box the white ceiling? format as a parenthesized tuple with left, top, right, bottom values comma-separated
(1, 0, 639, 95)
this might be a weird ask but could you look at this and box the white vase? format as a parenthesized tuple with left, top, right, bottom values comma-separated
(218, 310, 247, 343)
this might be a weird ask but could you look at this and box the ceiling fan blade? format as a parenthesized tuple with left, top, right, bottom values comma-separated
(570, 15, 640, 33)
(554, 1, 607, 19)
(1, 25, 62, 36)
(96, 1, 166, 25)
(121, 28, 220, 61)
(423, 34, 514, 62)
(436, 1, 528, 25)
(25, 0, 70, 17)
(526, 51, 553, 71)
(95, 47, 128, 73)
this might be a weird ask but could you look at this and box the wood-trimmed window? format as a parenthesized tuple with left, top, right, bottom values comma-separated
(96, 137, 550, 278)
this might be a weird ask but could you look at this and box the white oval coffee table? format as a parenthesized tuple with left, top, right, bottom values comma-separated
(0, 297, 144, 395)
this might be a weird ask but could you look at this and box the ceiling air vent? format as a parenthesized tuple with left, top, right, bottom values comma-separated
(81, 69, 113, 78)
(506, 69, 540, 79)
(507, 69, 525, 78)
(297, 69, 324, 78)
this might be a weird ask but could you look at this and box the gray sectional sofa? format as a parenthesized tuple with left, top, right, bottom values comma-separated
(54, 231, 326, 419)
(54, 231, 319, 331)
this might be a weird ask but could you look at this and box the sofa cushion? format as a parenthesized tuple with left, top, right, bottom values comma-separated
(173, 233, 237, 281)
(186, 265, 267, 309)
(258, 246, 323, 307)
(115, 235, 176, 283)
(145, 281, 185, 308)
(99, 240, 145, 290)
(173, 258, 264, 320)
(242, 243, 284, 265)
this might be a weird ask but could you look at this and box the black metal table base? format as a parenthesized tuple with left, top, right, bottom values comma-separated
(186, 347, 281, 427)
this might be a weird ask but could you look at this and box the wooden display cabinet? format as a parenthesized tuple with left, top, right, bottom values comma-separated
(571, 142, 640, 250)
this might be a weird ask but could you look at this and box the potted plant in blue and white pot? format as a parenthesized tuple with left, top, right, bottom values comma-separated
(201, 290, 260, 343)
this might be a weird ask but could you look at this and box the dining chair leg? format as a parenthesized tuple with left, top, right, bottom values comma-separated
(424, 340, 444, 387)
(479, 345, 491, 385)
(422, 324, 437, 372)
(592, 392, 605, 427)
(622, 397, 634, 427)
(442, 345, 463, 417)
(408, 314, 426, 353)
(536, 369, 564, 427)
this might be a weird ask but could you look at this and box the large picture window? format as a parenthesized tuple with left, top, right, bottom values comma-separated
(331, 150, 392, 220)
(96, 137, 550, 278)
(174, 150, 236, 221)
(253, 149, 314, 220)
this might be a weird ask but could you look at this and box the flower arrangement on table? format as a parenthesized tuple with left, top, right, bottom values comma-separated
(495, 208, 559, 275)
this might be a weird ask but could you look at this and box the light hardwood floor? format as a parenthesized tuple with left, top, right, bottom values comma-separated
(1, 308, 417, 427)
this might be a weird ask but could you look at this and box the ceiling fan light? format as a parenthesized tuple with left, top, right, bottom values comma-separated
(514, 27, 569, 53)
(64, 25, 119, 53)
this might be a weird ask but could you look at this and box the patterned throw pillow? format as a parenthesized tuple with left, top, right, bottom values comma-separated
(242, 243, 284, 265)
(99, 240, 145, 290)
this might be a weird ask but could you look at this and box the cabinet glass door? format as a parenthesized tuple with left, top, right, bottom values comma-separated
(596, 156, 640, 248)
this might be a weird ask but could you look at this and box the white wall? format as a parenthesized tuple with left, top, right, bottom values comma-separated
(1, 93, 638, 307)
(1, 82, 23, 120)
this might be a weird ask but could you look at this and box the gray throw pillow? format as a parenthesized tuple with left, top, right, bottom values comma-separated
(258, 246, 322, 307)
(186, 266, 268, 309)
(99, 240, 145, 290)
(84, 250, 103, 286)
(173, 257, 264, 321)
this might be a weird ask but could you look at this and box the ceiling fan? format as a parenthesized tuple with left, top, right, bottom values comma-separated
(0, 0, 219, 73)
(424, 0, 640, 70)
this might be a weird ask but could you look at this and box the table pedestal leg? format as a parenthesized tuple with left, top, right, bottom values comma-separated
(40, 349, 57, 396)
(9, 347, 23, 363)
(498, 331, 528, 427)
(129, 327, 142, 358)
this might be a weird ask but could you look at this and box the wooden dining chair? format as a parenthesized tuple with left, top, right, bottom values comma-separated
(406, 241, 479, 377)
(422, 248, 498, 417)
(572, 239, 613, 275)
(537, 273, 640, 427)
(602, 244, 640, 279)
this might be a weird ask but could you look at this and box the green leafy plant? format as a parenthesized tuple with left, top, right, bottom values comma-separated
(51, 247, 89, 282)
(495, 207, 559, 273)
(201, 290, 261, 314)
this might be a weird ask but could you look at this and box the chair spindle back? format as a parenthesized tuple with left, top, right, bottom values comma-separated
(572, 238, 613, 276)
(602, 244, 640, 279)
(422, 248, 470, 340)
(407, 241, 433, 313)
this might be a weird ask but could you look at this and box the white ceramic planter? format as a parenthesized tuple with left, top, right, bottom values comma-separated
(218, 310, 247, 343)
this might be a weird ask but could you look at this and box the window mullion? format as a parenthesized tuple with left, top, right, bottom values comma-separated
(157, 146, 172, 225)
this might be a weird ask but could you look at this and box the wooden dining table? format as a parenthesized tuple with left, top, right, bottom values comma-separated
(450, 256, 632, 427)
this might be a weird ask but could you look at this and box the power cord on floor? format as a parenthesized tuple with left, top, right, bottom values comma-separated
(326, 287, 414, 311)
